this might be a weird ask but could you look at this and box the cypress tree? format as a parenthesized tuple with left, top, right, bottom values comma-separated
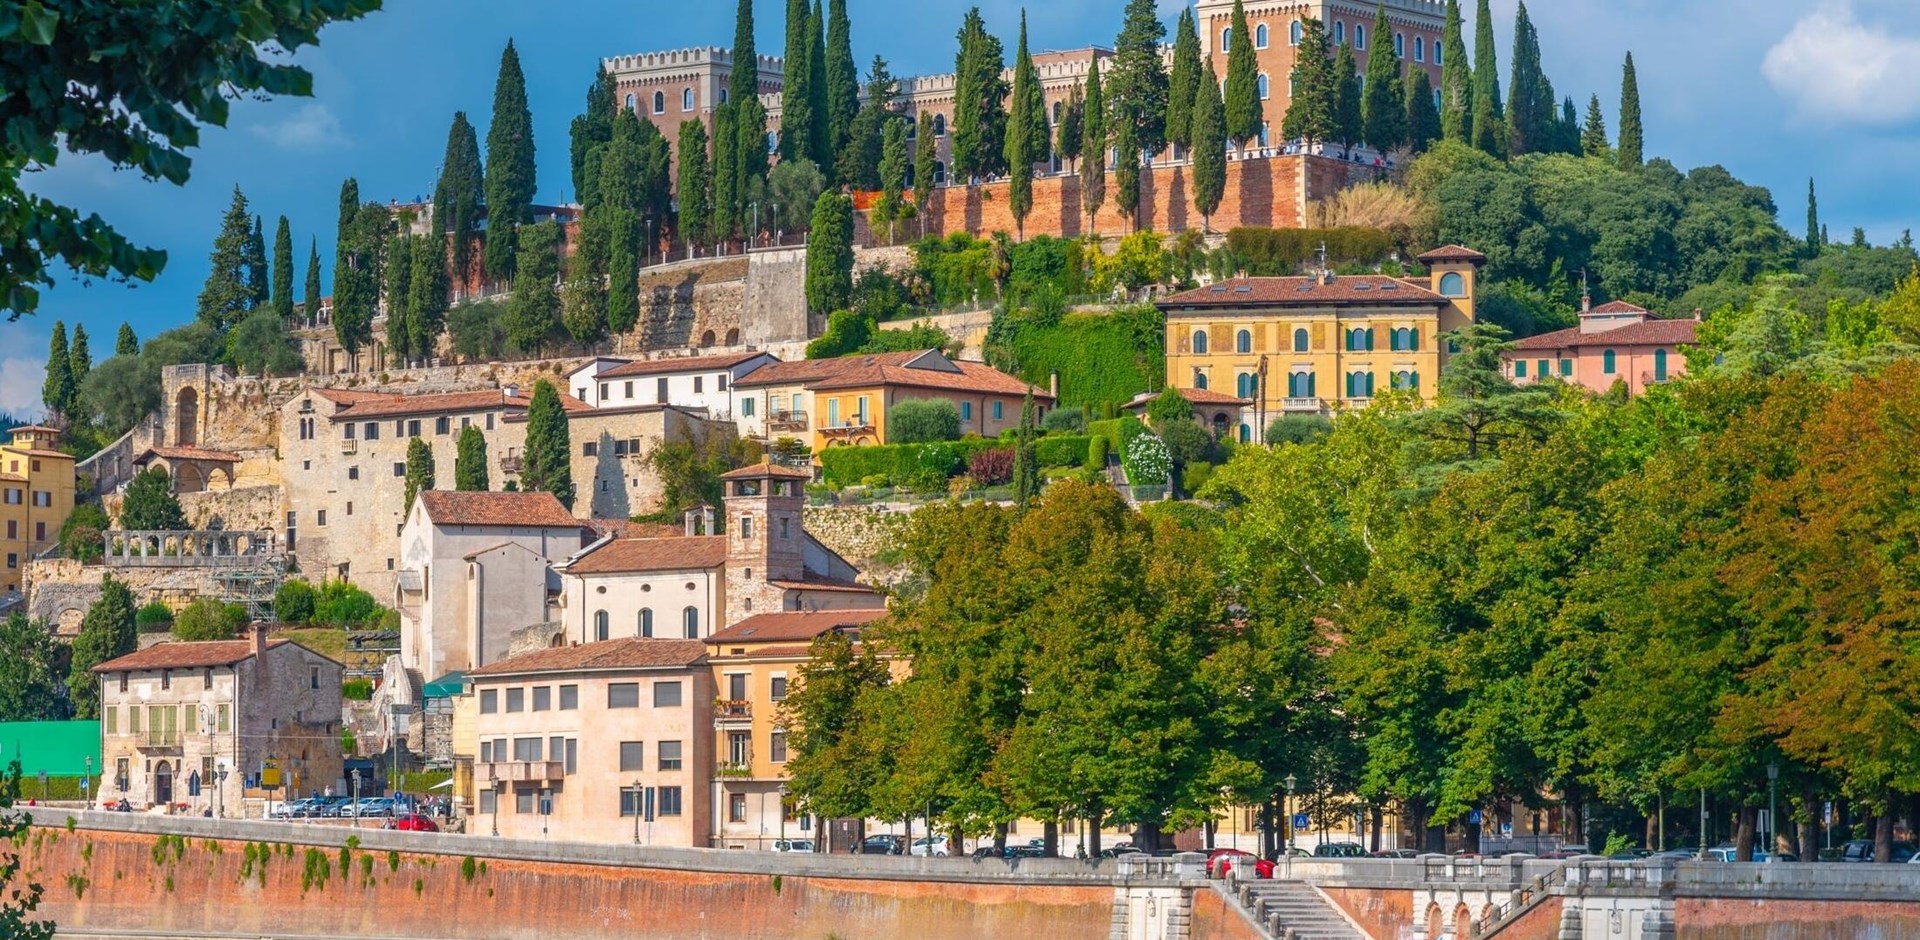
(1006, 11, 1038, 239)
(876, 118, 910, 241)
(385, 234, 416, 361)
(1439, 0, 1472, 142)
(1057, 83, 1084, 171)
(1281, 19, 1336, 148)
(1190, 59, 1227, 231)
(1166, 8, 1202, 152)
(408, 231, 451, 357)
(404, 436, 435, 513)
(67, 575, 135, 719)
(1406, 68, 1441, 154)
(271, 216, 295, 320)
(1333, 42, 1362, 150)
(1081, 57, 1108, 232)
(331, 179, 375, 357)
(504, 221, 562, 356)
(455, 424, 490, 492)
(563, 206, 609, 347)
(1617, 52, 1643, 168)
(1011, 391, 1039, 510)
(1360, 5, 1404, 152)
(1469, 0, 1503, 155)
(484, 40, 537, 282)
(1805, 179, 1820, 256)
(1021, 32, 1048, 166)
(807, 0, 832, 171)
(1224, 0, 1262, 146)
(1112, 115, 1140, 230)
(731, 0, 769, 195)
(914, 110, 937, 210)
(841, 57, 898, 189)
(197, 186, 256, 332)
(522, 379, 575, 510)
(69, 323, 90, 390)
(606, 205, 640, 335)
(711, 103, 739, 241)
(804, 191, 854, 313)
(569, 68, 616, 207)
(678, 120, 713, 246)
(1505, 1, 1545, 154)
(433, 112, 485, 284)
(303, 238, 323, 325)
(951, 8, 1007, 183)
(824, 0, 859, 176)
(115, 323, 138, 356)
(42, 322, 73, 418)
(1558, 95, 1579, 155)
(780, 0, 815, 165)
(245, 215, 269, 308)
(1109, 0, 1169, 156)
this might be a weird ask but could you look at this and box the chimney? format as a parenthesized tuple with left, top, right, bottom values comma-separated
(684, 507, 700, 536)
(503, 384, 519, 400)
(251, 621, 268, 661)
(1693, 308, 1703, 322)
(1049, 371, 1060, 400)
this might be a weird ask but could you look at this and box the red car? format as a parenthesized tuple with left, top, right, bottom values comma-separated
(1207, 848, 1275, 879)
(384, 813, 440, 833)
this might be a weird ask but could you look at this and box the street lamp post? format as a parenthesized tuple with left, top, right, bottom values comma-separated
(750, 203, 759, 249)
(1283, 773, 1298, 876)
(84, 757, 93, 810)
(350, 769, 362, 829)
(1766, 763, 1779, 859)
(216, 764, 227, 819)
(778, 784, 790, 849)
(632, 780, 642, 845)
(646, 219, 655, 268)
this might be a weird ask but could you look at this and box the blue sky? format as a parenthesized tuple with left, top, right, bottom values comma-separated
(8, 0, 1917, 416)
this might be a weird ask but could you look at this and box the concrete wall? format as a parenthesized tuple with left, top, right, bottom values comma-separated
(740, 248, 811, 349)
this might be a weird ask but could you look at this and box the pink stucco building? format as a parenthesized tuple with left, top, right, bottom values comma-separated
(1503, 301, 1698, 396)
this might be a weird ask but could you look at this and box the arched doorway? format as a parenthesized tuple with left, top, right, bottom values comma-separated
(154, 761, 174, 806)
(700, 330, 717, 348)
(725, 328, 740, 346)
(175, 388, 199, 446)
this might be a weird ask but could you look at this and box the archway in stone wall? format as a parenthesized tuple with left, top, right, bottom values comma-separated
(700, 329, 717, 348)
(1453, 902, 1472, 937)
(1425, 902, 1443, 939)
(173, 462, 205, 494)
(725, 328, 740, 346)
(175, 387, 199, 447)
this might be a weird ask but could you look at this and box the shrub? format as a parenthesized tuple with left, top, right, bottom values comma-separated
(1125, 433, 1171, 486)
(173, 597, 249, 641)
(1160, 419, 1218, 468)
(135, 601, 175, 633)
(967, 446, 1015, 485)
(1040, 406, 1086, 434)
(1086, 435, 1110, 470)
(274, 579, 318, 625)
(888, 399, 961, 443)
(988, 305, 1164, 412)
(1145, 388, 1192, 427)
(1267, 414, 1334, 445)
(1088, 416, 1148, 460)
(817, 439, 1001, 486)
(342, 679, 374, 701)
(1181, 462, 1217, 496)
(59, 502, 110, 562)
(1223, 226, 1397, 275)
(1033, 435, 1092, 469)
(314, 580, 380, 627)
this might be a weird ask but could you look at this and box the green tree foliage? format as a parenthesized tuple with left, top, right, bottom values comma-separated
(407, 232, 450, 356)
(1469, 0, 1504, 155)
(1112, 117, 1141, 229)
(824, 0, 860, 176)
(1108, 0, 1170, 158)
(116, 323, 138, 356)
(303, 238, 323, 323)
(1057, 83, 1085, 171)
(383, 234, 417, 361)
(68, 575, 137, 719)
(455, 424, 491, 492)
(1080, 59, 1108, 229)
(1805, 178, 1819, 256)
(1190, 61, 1228, 230)
(197, 187, 259, 332)
(484, 40, 537, 282)
(330, 179, 377, 356)
(1406, 69, 1441, 155)
(841, 57, 898, 189)
(521, 379, 574, 509)
(888, 399, 962, 443)
(1332, 42, 1363, 149)
(1439, 0, 1473, 143)
(1617, 52, 1643, 168)
(59, 501, 109, 563)
(805, 0, 832, 173)
(1222, 0, 1262, 146)
(731, 0, 769, 197)
(1504, 1, 1548, 154)
(780, 0, 818, 166)
(914, 110, 938, 211)
(1011, 392, 1040, 508)
(119, 468, 188, 530)
(1281, 19, 1336, 147)
(749, 158, 827, 236)
(434, 111, 486, 280)
(1581, 94, 1609, 157)
(874, 120, 912, 242)
(227, 308, 303, 376)
(569, 68, 616, 207)
(404, 436, 436, 513)
(68, 323, 91, 388)
(677, 120, 713, 246)
(244, 215, 268, 308)
(41, 321, 73, 417)
(448, 299, 508, 361)
(1361, 5, 1406, 151)
(950, 8, 1008, 183)
(1005, 12, 1039, 239)
(0, 614, 67, 722)
(173, 597, 248, 641)
(805, 192, 855, 315)
(1166, 9, 1202, 153)
(270, 216, 295, 320)
(504, 221, 562, 355)
(562, 209, 610, 347)
(1404, 322, 1559, 461)
(274, 579, 318, 624)
(0, 0, 377, 318)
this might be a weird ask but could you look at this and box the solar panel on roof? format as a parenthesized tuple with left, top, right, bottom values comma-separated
(1379, 282, 1399, 290)
(1234, 285, 1252, 293)
(1296, 285, 1314, 292)
(1353, 283, 1373, 291)
(1210, 285, 1228, 292)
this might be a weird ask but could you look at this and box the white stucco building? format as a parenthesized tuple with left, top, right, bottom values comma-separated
(566, 351, 780, 418)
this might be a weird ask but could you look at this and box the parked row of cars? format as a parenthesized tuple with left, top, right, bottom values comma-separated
(270, 796, 407, 819)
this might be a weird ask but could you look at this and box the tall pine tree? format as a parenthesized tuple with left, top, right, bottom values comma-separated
(1281, 19, 1336, 147)
(271, 216, 294, 320)
(731, 0, 769, 197)
(1080, 57, 1108, 233)
(824, 0, 859, 178)
(914, 110, 938, 212)
(840, 57, 898, 188)
(1109, 0, 1170, 156)
(1439, 0, 1473, 143)
(433, 112, 485, 286)
(780, 0, 815, 165)
(804, 192, 854, 314)
(504, 221, 562, 356)
(1805, 178, 1820, 256)
(303, 238, 323, 325)
(196, 186, 257, 332)
(385, 234, 416, 361)
(1333, 42, 1362, 150)
(404, 436, 435, 513)
(1360, 5, 1405, 152)
(876, 118, 911, 241)
(1057, 82, 1084, 171)
(1166, 8, 1202, 152)
(1006, 11, 1039, 239)
(806, 0, 832, 171)
(1469, 0, 1503, 155)
(331, 179, 375, 357)
(69, 323, 90, 390)
(484, 41, 537, 282)
(1505, 1, 1549, 154)
(1112, 114, 1140, 229)
(1616, 52, 1643, 168)
(678, 120, 713, 246)
(569, 68, 616, 207)
(951, 8, 1008, 182)
(244, 215, 269, 308)
(1406, 68, 1441, 154)
(115, 323, 138, 356)
(522, 379, 575, 509)
(711, 102, 740, 241)
(1190, 59, 1227, 231)
(455, 424, 490, 491)
(1224, 0, 1263, 147)
(407, 231, 450, 356)
(42, 322, 73, 418)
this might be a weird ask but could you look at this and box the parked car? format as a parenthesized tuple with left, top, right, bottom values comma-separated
(859, 835, 906, 855)
(1839, 840, 1917, 863)
(772, 840, 814, 853)
(1099, 843, 1142, 859)
(269, 798, 313, 819)
(910, 836, 952, 857)
(1370, 849, 1420, 859)
(301, 796, 352, 818)
(384, 813, 439, 833)
(1207, 848, 1274, 879)
(1312, 842, 1368, 858)
(343, 797, 396, 818)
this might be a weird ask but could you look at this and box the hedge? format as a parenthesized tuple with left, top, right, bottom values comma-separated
(996, 306, 1164, 413)
(818, 439, 1002, 487)
(1225, 227, 1398, 275)
(1034, 435, 1092, 469)
(1088, 416, 1147, 460)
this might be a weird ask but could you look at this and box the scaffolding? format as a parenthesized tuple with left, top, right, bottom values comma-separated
(211, 561, 286, 622)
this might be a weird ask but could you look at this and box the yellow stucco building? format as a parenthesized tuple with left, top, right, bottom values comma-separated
(1157, 246, 1484, 442)
(1, 425, 76, 594)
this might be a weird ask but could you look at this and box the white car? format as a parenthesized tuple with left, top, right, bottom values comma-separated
(772, 839, 814, 853)
(910, 836, 952, 857)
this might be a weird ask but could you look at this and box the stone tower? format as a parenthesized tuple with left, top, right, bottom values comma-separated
(719, 459, 812, 627)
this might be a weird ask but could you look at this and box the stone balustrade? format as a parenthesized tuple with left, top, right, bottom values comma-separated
(104, 529, 277, 568)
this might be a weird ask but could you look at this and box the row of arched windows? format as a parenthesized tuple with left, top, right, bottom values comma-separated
(624, 88, 699, 114)
(594, 606, 700, 641)
(1223, 19, 1437, 64)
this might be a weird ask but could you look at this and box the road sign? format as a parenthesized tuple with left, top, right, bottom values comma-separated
(1292, 813, 1310, 830)
(1468, 810, 1483, 825)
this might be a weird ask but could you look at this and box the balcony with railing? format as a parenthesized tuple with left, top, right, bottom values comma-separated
(768, 410, 809, 433)
(714, 699, 752, 726)
(338, 438, 357, 455)
(478, 760, 564, 785)
(499, 454, 524, 474)
(1282, 398, 1324, 413)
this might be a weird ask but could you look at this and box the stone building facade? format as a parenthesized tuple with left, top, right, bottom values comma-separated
(1, 425, 75, 596)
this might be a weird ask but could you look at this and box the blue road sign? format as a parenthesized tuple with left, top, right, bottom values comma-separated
(1292, 813, 1310, 830)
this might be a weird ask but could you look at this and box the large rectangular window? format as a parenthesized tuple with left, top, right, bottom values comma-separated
(620, 788, 643, 817)
(653, 681, 682, 707)
(515, 789, 534, 814)
(608, 683, 640, 708)
(658, 740, 683, 771)
(479, 790, 497, 814)
(619, 741, 645, 772)
(512, 737, 543, 761)
(658, 786, 683, 816)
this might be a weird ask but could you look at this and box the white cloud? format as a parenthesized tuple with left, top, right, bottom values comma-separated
(1762, 1, 1920, 126)
(0, 356, 45, 421)
(248, 103, 346, 150)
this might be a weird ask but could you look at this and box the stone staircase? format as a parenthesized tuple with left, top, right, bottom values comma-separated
(1230, 879, 1368, 940)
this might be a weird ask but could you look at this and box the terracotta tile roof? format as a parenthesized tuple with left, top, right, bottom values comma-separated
(1510, 318, 1699, 351)
(308, 388, 399, 405)
(813, 358, 1054, 400)
(94, 639, 290, 672)
(137, 446, 241, 463)
(586, 519, 686, 540)
(720, 458, 812, 481)
(598, 351, 773, 379)
(418, 490, 582, 528)
(1125, 388, 1250, 411)
(1586, 300, 1649, 315)
(770, 577, 879, 595)
(1416, 245, 1489, 264)
(706, 608, 889, 644)
(727, 644, 819, 658)
(13, 449, 72, 459)
(7, 425, 60, 434)
(564, 535, 727, 574)
(1160, 275, 1446, 309)
(468, 637, 709, 676)
(332, 389, 527, 420)
(731, 350, 928, 389)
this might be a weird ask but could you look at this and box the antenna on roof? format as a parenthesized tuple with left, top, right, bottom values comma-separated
(1579, 268, 1591, 313)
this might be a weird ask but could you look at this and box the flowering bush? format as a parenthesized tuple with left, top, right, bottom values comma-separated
(1126, 433, 1171, 486)
(967, 446, 1015, 485)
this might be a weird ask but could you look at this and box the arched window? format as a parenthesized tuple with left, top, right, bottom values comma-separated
(639, 608, 653, 638)
(1236, 329, 1252, 353)
(1212, 413, 1230, 437)
(1193, 330, 1210, 354)
(1258, 122, 1270, 147)
(682, 87, 694, 111)
(1602, 349, 1618, 375)
(766, 131, 777, 154)
(683, 606, 700, 639)
(1221, 27, 1231, 53)
(1414, 37, 1425, 62)
(1255, 23, 1270, 49)
(1052, 101, 1062, 122)
(1236, 372, 1256, 397)
(1394, 33, 1405, 57)
(933, 160, 947, 185)
(1293, 328, 1309, 352)
(1257, 74, 1270, 100)
(1439, 272, 1465, 296)
(934, 113, 947, 137)
(1194, 372, 1210, 390)
(719, 88, 729, 104)
(1334, 21, 1345, 45)
(1354, 24, 1366, 50)
(625, 93, 636, 110)
(1434, 40, 1444, 66)
(594, 610, 609, 642)
(1653, 348, 1669, 382)
(1289, 20, 1303, 45)
(1240, 423, 1252, 443)
(652, 91, 665, 114)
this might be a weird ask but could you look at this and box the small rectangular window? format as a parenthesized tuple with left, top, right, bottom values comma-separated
(608, 683, 640, 708)
(479, 790, 497, 814)
(348, 466, 359, 480)
(770, 676, 788, 701)
(693, 376, 703, 393)
(550, 734, 565, 765)
(408, 420, 421, 437)
(619, 741, 645, 771)
(515, 789, 534, 814)
(565, 738, 578, 774)
(559, 684, 579, 709)
(317, 510, 327, 527)
(393, 462, 406, 477)
(624, 381, 634, 399)
(481, 740, 493, 762)
(659, 740, 683, 771)
(532, 686, 551, 711)
(365, 422, 379, 440)
(600, 383, 610, 401)
(653, 681, 682, 707)
(436, 416, 450, 434)
(583, 442, 597, 457)
(506, 688, 525, 712)
(742, 397, 755, 416)
(105, 707, 118, 735)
